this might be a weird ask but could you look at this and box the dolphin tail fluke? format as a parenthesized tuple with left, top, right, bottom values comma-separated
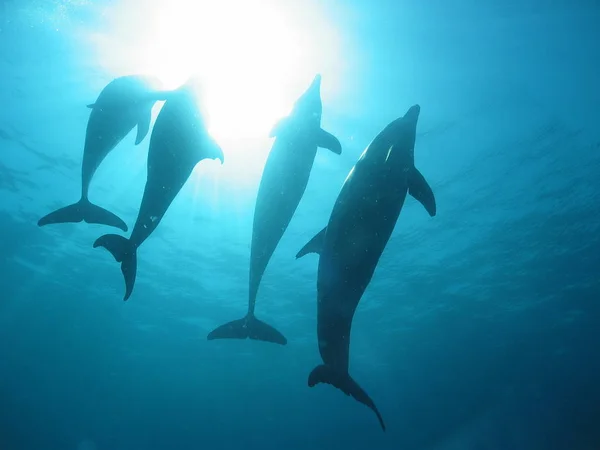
(408, 168, 436, 217)
(248, 316, 287, 344)
(38, 199, 127, 231)
(317, 129, 342, 154)
(38, 202, 85, 227)
(207, 317, 249, 340)
(207, 314, 287, 345)
(93, 234, 137, 301)
(308, 364, 386, 431)
(83, 201, 128, 231)
(296, 227, 327, 259)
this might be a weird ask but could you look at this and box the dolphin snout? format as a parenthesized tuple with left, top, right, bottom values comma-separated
(404, 104, 421, 122)
(310, 74, 322, 93)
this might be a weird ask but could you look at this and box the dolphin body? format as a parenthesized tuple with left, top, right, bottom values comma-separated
(94, 81, 224, 301)
(38, 75, 169, 231)
(296, 105, 436, 431)
(208, 75, 342, 345)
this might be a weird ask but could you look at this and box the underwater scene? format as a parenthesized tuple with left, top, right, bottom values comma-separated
(1, 0, 599, 449)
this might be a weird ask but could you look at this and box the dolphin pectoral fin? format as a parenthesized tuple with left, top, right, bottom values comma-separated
(86, 103, 95, 109)
(209, 137, 225, 163)
(308, 364, 386, 432)
(207, 314, 287, 345)
(296, 227, 327, 259)
(408, 168, 436, 217)
(268, 117, 290, 138)
(135, 112, 152, 145)
(317, 128, 342, 154)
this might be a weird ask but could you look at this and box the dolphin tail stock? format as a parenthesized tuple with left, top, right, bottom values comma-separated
(407, 168, 436, 217)
(207, 313, 287, 345)
(308, 364, 386, 431)
(296, 227, 327, 259)
(317, 129, 342, 155)
(93, 234, 137, 301)
(38, 198, 128, 231)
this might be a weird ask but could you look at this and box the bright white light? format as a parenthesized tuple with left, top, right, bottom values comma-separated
(86, 0, 342, 158)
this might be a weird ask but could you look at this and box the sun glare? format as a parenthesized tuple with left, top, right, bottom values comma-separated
(88, 0, 341, 152)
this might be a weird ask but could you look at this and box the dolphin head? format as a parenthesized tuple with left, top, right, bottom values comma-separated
(382, 104, 420, 145)
(136, 75, 164, 91)
(397, 104, 421, 160)
(307, 73, 322, 96)
(177, 77, 206, 101)
(293, 74, 323, 124)
(403, 104, 420, 124)
(135, 75, 172, 102)
(95, 75, 168, 108)
(381, 104, 421, 167)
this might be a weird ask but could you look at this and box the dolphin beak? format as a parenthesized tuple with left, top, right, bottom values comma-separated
(298, 73, 322, 109)
(309, 74, 322, 96)
(404, 104, 421, 123)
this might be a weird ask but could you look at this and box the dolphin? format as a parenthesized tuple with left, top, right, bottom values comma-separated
(207, 74, 342, 345)
(296, 104, 436, 430)
(93, 80, 224, 301)
(38, 75, 170, 231)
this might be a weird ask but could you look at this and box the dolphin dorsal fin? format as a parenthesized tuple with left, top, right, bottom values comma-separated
(296, 227, 327, 259)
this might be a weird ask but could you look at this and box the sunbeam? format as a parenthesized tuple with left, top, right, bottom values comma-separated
(86, 0, 343, 161)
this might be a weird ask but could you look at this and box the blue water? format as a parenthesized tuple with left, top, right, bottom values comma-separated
(1, 1, 599, 449)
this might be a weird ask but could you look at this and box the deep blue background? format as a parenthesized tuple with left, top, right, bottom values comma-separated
(1, 1, 599, 449)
